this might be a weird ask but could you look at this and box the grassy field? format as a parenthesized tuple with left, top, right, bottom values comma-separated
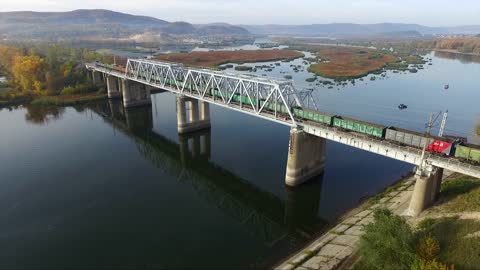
(308, 47, 397, 80)
(156, 49, 304, 67)
(436, 176, 480, 212)
(417, 175, 480, 269)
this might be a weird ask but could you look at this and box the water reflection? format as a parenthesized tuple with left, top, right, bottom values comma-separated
(89, 100, 326, 247)
(434, 50, 480, 64)
(24, 105, 65, 125)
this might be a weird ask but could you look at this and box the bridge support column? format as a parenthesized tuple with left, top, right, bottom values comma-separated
(92, 71, 102, 85)
(406, 165, 444, 216)
(285, 127, 326, 186)
(122, 79, 152, 108)
(176, 95, 211, 134)
(106, 76, 121, 99)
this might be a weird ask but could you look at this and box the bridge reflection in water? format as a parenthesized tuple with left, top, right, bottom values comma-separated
(90, 99, 327, 247)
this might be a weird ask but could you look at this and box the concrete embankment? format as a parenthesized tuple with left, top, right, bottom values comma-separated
(275, 170, 455, 270)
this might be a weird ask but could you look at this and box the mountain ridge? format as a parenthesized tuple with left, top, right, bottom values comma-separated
(241, 23, 480, 37)
(0, 9, 250, 41)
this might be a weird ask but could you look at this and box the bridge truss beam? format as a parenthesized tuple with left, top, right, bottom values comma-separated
(124, 59, 304, 126)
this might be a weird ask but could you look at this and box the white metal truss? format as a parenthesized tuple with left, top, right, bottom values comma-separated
(114, 59, 303, 126)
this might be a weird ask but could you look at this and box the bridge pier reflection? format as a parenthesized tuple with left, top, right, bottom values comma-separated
(179, 130, 211, 164)
(285, 173, 324, 235)
(90, 101, 327, 248)
(124, 105, 153, 133)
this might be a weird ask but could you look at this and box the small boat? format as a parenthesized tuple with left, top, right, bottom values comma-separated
(444, 84, 449, 90)
(398, 104, 408, 110)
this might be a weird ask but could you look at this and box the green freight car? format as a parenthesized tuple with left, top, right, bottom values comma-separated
(332, 116, 386, 138)
(292, 107, 333, 125)
(455, 144, 480, 164)
(259, 99, 290, 114)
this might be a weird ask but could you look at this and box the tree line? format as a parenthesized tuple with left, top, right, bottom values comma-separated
(0, 44, 116, 95)
(435, 38, 480, 54)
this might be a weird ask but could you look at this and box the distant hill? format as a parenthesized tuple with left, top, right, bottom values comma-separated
(0, 9, 250, 41)
(242, 23, 480, 38)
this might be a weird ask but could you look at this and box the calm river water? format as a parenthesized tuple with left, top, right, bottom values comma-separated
(0, 47, 478, 268)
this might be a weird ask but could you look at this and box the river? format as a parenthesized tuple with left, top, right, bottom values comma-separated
(0, 45, 478, 268)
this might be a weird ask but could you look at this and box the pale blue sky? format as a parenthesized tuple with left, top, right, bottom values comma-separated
(1, 0, 479, 26)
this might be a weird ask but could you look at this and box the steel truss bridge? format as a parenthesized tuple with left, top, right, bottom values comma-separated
(86, 59, 480, 179)
(88, 59, 317, 126)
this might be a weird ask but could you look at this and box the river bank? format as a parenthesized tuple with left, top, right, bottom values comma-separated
(0, 90, 107, 108)
(275, 170, 464, 270)
(434, 49, 480, 57)
(275, 173, 417, 270)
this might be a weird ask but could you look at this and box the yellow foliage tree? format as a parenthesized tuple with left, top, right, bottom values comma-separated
(417, 235, 440, 261)
(0, 45, 22, 74)
(11, 55, 47, 92)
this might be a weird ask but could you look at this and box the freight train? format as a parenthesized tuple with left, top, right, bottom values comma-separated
(95, 62, 126, 73)
(291, 106, 480, 165)
(215, 88, 480, 165)
(94, 62, 480, 165)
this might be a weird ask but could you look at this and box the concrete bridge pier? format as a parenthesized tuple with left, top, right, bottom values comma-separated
(121, 79, 152, 108)
(285, 127, 326, 186)
(92, 71, 103, 85)
(406, 164, 444, 217)
(106, 76, 121, 99)
(176, 95, 211, 134)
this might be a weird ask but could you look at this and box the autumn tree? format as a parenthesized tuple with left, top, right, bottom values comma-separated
(12, 55, 47, 92)
(0, 45, 22, 76)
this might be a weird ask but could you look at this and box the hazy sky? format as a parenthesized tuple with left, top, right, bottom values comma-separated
(1, 0, 479, 26)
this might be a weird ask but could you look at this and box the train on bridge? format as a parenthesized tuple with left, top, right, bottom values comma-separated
(94, 62, 480, 165)
(228, 90, 480, 165)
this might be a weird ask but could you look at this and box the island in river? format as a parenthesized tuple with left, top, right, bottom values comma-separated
(308, 47, 397, 80)
(156, 49, 304, 68)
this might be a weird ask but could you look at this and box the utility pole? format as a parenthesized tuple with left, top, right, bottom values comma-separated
(419, 112, 442, 172)
(438, 110, 448, 137)
(419, 113, 434, 172)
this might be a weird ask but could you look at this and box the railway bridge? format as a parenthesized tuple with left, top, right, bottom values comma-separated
(86, 59, 480, 216)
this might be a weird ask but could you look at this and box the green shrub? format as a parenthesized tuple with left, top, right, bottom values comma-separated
(358, 208, 416, 270)
(416, 235, 440, 261)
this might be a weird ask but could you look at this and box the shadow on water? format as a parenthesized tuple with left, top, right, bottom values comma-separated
(89, 100, 328, 267)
